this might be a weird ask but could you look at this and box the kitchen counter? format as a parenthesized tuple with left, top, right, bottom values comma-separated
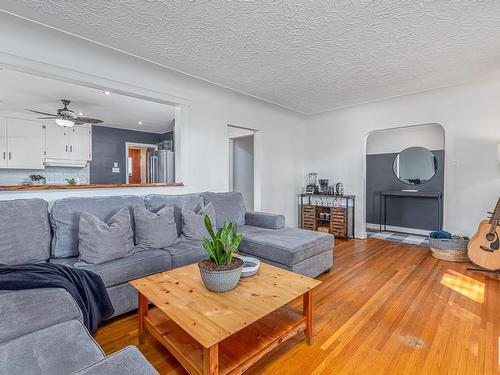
(0, 183, 184, 191)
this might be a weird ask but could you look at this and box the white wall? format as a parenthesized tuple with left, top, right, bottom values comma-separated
(0, 13, 306, 225)
(366, 123, 444, 155)
(305, 79, 500, 238)
(233, 135, 254, 210)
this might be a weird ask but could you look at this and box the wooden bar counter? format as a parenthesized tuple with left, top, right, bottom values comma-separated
(0, 183, 184, 191)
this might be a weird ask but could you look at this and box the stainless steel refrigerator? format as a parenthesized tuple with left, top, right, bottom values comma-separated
(147, 150, 174, 183)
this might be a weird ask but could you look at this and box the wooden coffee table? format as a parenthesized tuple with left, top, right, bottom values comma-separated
(129, 261, 321, 375)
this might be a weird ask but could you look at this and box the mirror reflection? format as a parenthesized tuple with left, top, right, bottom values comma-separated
(393, 146, 437, 185)
(0, 68, 175, 187)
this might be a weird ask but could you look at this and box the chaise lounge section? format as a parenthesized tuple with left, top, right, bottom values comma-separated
(201, 192, 334, 278)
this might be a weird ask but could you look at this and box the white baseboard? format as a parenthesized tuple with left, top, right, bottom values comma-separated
(366, 223, 431, 236)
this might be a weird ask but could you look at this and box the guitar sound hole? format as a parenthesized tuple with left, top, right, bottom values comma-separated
(486, 232, 497, 242)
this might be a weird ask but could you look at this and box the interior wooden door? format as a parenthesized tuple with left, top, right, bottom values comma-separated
(128, 148, 141, 184)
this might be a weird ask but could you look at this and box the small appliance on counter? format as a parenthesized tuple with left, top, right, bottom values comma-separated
(305, 172, 318, 194)
(335, 182, 344, 195)
(319, 179, 329, 194)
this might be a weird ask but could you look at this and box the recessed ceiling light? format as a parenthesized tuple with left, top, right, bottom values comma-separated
(138, 121, 143, 125)
(103, 91, 111, 95)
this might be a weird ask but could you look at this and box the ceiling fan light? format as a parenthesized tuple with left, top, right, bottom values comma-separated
(55, 118, 75, 127)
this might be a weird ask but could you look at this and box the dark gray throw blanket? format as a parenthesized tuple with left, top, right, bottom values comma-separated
(0, 263, 114, 333)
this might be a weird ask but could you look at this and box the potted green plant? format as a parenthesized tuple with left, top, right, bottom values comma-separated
(29, 174, 46, 185)
(198, 215, 244, 292)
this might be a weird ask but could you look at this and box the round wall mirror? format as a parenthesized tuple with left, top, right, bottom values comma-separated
(393, 146, 437, 185)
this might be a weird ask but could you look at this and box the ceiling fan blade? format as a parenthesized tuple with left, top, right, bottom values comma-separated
(77, 117, 103, 124)
(37, 117, 58, 119)
(25, 109, 58, 116)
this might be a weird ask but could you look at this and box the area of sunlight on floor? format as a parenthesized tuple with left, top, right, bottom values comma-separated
(440, 269, 485, 304)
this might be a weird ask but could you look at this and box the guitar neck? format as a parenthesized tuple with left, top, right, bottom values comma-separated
(489, 198, 500, 232)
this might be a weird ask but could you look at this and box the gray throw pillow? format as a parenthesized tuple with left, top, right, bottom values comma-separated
(134, 205, 178, 250)
(77, 208, 135, 265)
(181, 203, 217, 241)
(201, 192, 246, 227)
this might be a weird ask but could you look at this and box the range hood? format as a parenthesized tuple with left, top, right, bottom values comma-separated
(45, 158, 88, 168)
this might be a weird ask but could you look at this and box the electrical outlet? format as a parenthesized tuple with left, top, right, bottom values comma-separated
(451, 160, 460, 168)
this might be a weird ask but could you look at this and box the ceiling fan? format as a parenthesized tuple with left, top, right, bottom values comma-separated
(26, 99, 103, 127)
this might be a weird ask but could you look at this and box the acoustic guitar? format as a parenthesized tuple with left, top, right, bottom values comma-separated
(468, 197, 500, 270)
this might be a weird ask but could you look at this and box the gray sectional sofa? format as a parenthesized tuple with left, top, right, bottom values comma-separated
(45, 191, 333, 317)
(0, 288, 158, 375)
(0, 191, 333, 375)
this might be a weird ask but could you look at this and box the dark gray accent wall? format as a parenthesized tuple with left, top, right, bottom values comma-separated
(366, 150, 444, 230)
(90, 126, 162, 184)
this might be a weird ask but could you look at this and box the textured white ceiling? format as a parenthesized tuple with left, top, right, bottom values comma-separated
(2, 1, 500, 114)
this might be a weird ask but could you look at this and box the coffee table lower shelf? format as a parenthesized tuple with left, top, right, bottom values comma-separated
(144, 305, 306, 375)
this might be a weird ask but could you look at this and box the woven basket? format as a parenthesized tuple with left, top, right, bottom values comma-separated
(429, 237, 469, 262)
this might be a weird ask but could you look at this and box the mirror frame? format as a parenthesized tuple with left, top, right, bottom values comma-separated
(392, 146, 438, 185)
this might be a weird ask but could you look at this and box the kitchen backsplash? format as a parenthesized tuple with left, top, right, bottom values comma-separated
(0, 164, 90, 185)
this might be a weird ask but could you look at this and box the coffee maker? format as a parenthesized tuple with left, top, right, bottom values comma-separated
(318, 179, 329, 194)
(305, 173, 318, 194)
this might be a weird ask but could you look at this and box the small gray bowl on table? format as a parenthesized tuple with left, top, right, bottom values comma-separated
(239, 256, 261, 277)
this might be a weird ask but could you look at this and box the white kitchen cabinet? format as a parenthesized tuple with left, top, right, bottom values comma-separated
(5, 118, 44, 169)
(0, 119, 6, 168)
(45, 123, 69, 160)
(44, 123, 92, 166)
(68, 126, 91, 161)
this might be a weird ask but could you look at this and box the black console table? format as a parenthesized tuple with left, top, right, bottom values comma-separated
(379, 190, 442, 232)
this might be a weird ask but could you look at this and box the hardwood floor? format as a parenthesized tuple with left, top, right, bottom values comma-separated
(94, 238, 500, 374)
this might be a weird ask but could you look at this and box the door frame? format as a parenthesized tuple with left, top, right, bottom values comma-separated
(125, 142, 157, 184)
(363, 123, 446, 238)
(227, 125, 260, 211)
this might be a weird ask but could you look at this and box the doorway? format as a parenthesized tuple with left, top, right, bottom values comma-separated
(126, 143, 157, 184)
(364, 123, 445, 241)
(228, 126, 255, 210)
(128, 148, 142, 184)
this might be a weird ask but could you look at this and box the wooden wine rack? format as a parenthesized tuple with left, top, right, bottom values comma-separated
(330, 207, 347, 238)
(299, 194, 355, 240)
(301, 205, 316, 231)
